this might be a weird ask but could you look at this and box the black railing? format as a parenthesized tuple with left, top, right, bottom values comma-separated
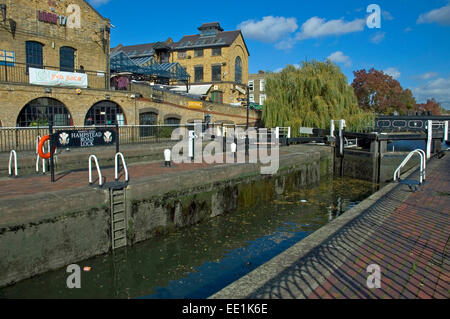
(0, 124, 267, 153)
(0, 62, 109, 90)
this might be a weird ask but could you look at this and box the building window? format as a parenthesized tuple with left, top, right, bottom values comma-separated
(210, 91, 223, 104)
(26, 41, 43, 71)
(84, 101, 125, 126)
(165, 117, 181, 125)
(194, 49, 204, 57)
(139, 112, 158, 137)
(17, 98, 72, 127)
(235, 56, 242, 84)
(194, 65, 204, 83)
(248, 80, 254, 91)
(212, 47, 221, 56)
(249, 94, 255, 103)
(60, 46, 76, 72)
(178, 51, 187, 59)
(260, 79, 265, 92)
(212, 64, 221, 82)
(260, 94, 266, 106)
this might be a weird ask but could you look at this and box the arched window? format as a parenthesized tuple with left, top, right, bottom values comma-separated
(26, 41, 43, 70)
(60, 46, 76, 72)
(235, 56, 242, 84)
(85, 101, 125, 126)
(17, 98, 72, 127)
(139, 112, 158, 137)
(164, 117, 181, 126)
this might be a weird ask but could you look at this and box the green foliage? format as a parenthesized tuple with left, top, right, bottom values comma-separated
(352, 68, 417, 115)
(262, 61, 374, 136)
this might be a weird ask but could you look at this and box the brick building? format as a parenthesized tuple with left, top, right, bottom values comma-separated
(0, 1, 259, 129)
(248, 71, 266, 108)
(171, 22, 250, 105)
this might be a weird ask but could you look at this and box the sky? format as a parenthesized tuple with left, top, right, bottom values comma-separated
(89, 0, 450, 109)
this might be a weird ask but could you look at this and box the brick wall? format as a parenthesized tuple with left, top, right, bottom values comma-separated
(0, 82, 261, 127)
(0, 0, 110, 74)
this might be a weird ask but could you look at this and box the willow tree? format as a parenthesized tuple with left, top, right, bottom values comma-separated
(262, 61, 374, 136)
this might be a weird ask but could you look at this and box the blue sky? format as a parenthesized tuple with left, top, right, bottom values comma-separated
(89, 0, 450, 108)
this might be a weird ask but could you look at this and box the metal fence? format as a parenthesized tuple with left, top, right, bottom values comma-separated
(0, 62, 108, 90)
(0, 124, 262, 153)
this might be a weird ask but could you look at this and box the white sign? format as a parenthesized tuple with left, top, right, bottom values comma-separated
(29, 68, 88, 88)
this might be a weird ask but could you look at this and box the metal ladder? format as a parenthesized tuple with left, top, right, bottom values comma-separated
(110, 186, 127, 250)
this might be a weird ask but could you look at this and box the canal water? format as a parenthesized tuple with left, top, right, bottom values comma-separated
(0, 177, 377, 299)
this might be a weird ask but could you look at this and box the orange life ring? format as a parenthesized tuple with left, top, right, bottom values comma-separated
(38, 135, 56, 159)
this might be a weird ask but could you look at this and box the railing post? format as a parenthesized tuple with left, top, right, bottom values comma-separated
(89, 155, 103, 186)
(49, 124, 55, 182)
(444, 121, 449, 143)
(115, 152, 129, 182)
(427, 120, 432, 159)
(4, 63, 7, 82)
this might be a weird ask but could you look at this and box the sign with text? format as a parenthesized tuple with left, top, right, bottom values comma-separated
(188, 101, 203, 109)
(52, 129, 116, 148)
(29, 68, 88, 88)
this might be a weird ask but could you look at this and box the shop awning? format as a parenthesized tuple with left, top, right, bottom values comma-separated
(170, 84, 212, 96)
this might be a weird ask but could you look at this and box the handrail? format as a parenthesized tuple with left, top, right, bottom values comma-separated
(89, 155, 103, 186)
(35, 136, 46, 174)
(115, 152, 129, 182)
(394, 149, 426, 184)
(9, 150, 18, 177)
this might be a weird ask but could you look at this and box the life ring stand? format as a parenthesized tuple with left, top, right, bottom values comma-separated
(38, 135, 56, 159)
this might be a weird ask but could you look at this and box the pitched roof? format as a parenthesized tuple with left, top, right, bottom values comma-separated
(198, 22, 223, 31)
(112, 40, 172, 58)
(172, 30, 249, 53)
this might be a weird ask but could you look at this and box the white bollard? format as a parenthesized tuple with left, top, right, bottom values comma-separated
(9, 150, 18, 177)
(164, 149, 172, 167)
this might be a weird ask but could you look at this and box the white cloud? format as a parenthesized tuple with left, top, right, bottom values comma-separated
(415, 72, 440, 80)
(238, 16, 298, 43)
(370, 31, 385, 44)
(404, 27, 413, 33)
(384, 67, 401, 80)
(327, 51, 352, 67)
(296, 17, 366, 40)
(89, 0, 111, 6)
(417, 3, 450, 26)
(412, 77, 450, 108)
(382, 11, 394, 21)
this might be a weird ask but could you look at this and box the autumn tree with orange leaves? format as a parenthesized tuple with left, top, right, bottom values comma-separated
(351, 68, 417, 115)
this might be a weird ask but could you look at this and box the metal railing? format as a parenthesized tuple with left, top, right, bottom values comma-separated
(0, 62, 109, 90)
(393, 149, 426, 184)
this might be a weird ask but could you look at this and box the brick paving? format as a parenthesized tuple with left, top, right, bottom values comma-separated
(0, 160, 217, 200)
(0, 150, 268, 200)
(247, 154, 449, 299)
